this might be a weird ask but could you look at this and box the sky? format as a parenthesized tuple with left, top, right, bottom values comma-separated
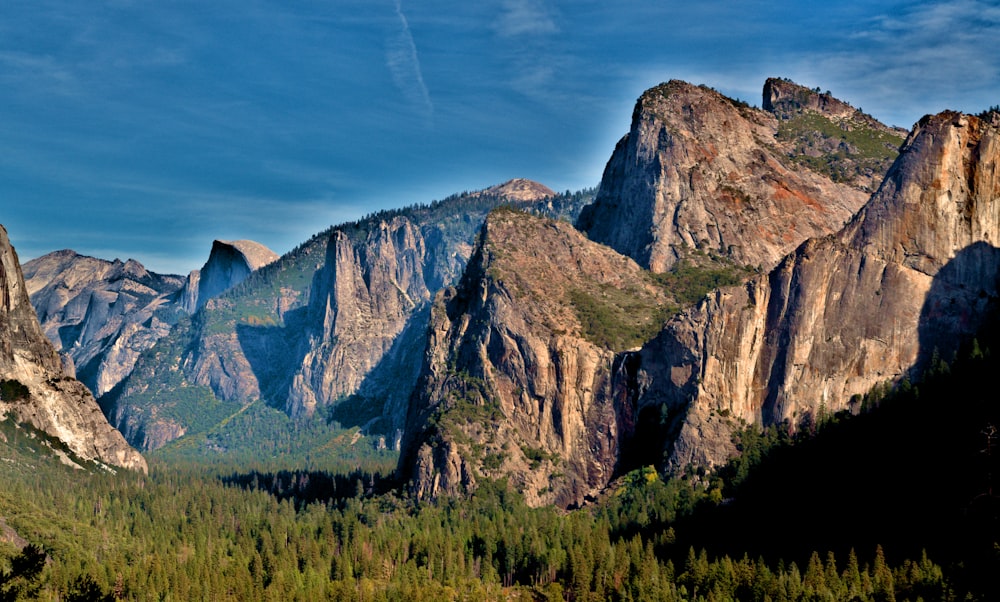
(3, 0, 999, 275)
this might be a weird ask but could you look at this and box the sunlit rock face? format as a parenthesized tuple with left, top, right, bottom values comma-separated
(180, 239, 279, 314)
(627, 110, 1000, 471)
(100, 181, 583, 453)
(1, 225, 146, 472)
(24, 250, 185, 397)
(399, 210, 673, 508)
(579, 79, 900, 273)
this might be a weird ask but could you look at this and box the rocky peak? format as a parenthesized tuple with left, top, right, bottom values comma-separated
(23, 250, 185, 397)
(285, 216, 431, 419)
(763, 77, 857, 120)
(851, 111, 1000, 271)
(578, 78, 871, 273)
(0, 225, 146, 472)
(180, 239, 279, 313)
(400, 208, 673, 507)
(476, 178, 556, 202)
(762, 78, 908, 191)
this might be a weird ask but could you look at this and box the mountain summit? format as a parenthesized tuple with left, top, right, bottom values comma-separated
(578, 79, 904, 273)
(179, 239, 280, 313)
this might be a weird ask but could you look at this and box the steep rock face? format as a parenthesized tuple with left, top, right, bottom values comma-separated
(400, 209, 673, 507)
(286, 217, 431, 419)
(626, 111, 1000, 470)
(578, 79, 898, 273)
(23, 251, 184, 397)
(179, 239, 279, 313)
(0, 226, 146, 472)
(104, 182, 588, 452)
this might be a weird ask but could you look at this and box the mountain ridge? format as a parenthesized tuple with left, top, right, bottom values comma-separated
(99, 181, 589, 454)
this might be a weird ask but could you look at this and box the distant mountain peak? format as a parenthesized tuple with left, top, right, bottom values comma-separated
(212, 239, 280, 271)
(477, 178, 555, 202)
(180, 239, 279, 313)
(763, 77, 857, 119)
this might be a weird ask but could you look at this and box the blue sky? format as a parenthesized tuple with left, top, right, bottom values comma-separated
(3, 0, 999, 274)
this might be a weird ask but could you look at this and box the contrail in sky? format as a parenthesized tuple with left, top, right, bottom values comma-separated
(387, 0, 433, 122)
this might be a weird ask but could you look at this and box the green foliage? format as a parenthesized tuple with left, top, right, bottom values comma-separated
(776, 112, 905, 184)
(520, 446, 558, 470)
(568, 285, 673, 350)
(568, 257, 750, 350)
(152, 400, 398, 475)
(652, 259, 750, 306)
(0, 405, 980, 601)
(0, 543, 47, 601)
(976, 105, 1000, 120)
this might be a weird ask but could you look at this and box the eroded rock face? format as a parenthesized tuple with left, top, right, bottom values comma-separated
(400, 210, 673, 507)
(23, 251, 185, 397)
(628, 111, 1000, 471)
(578, 79, 895, 273)
(0, 226, 146, 472)
(286, 217, 432, 419)
(762, 78, 909, 192)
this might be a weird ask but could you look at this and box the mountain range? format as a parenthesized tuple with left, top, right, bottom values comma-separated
(6, 77, 997, 514)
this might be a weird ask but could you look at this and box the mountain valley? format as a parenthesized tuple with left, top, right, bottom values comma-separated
(3, 77, 1000, 599)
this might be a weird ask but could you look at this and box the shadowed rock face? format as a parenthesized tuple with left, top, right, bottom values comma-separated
(578, 79, 900, 273)
(624, 111, 1000, 471)
(0, 226, 146, 472)
(24, 239, 279, 401)
(23, 251, 185, 397)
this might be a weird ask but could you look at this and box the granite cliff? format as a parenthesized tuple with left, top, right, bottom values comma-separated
(179, 239, 279, 313)
(102, 182, 585, 453)
(622, 110, 1000, 471)
(0, 225, 146, 472)
(23, 251, 185, 397)
(399, 209, 676, 507)
(397, 88, 998, 507)
(285, 216, 432, 421)
(578, 79, 904, 273)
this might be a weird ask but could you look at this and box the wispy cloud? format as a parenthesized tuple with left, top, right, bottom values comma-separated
(793, 0, 1000, 126)
(494, 0, 558, 37)
(490, 0, 564, 97)
(386, 0, 433, 122)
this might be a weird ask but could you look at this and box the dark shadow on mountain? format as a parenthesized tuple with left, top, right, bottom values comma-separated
(235, 305, 311, 410)
(329, 305, 431, 435)
(659, 243, 1000, 598)
(913, 241, 1000, 374)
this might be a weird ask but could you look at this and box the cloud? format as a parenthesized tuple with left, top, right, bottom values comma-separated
(386, 0, 433, 122)
(489, 0, 565, 97)
(792, 0, 1000, 126)
(494, 0, 558, 37)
